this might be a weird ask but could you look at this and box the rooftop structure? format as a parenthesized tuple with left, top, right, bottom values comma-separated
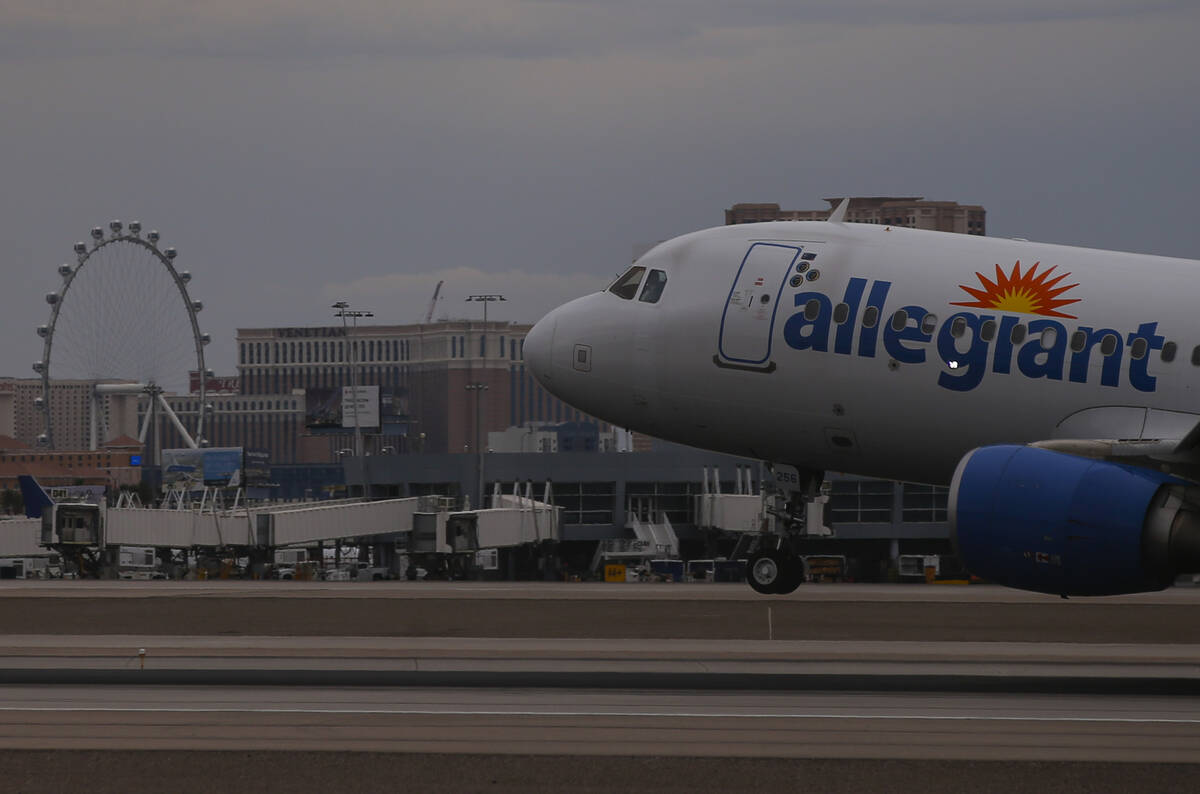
(0, 434, 143, 494)
(726, 196, 986, 235)
(146, 321, 615, 463)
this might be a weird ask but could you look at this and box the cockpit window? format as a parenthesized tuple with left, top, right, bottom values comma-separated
(609, 266, 645, 300)
(638, 269, 668, 303)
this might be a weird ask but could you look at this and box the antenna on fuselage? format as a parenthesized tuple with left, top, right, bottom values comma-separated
(827, 197, 850, 224)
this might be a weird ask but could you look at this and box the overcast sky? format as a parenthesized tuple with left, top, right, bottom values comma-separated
(2, 0, 1197, 381)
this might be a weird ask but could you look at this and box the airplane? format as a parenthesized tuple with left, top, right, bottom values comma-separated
(523, 199, 1200, 598)
(17, 474, 54, 519)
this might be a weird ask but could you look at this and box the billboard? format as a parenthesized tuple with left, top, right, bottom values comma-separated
(203, 448, 243, 485)
(380, 388, 410, 426)
(342, 385, 379, 429)
(242, 448, 272, 487)
(161, 448, 202, 486)
(161, 447, 245, 487)
(188, 371, 241, 395)
(305, 388, 343, 430)
(305, 385, 386, 432)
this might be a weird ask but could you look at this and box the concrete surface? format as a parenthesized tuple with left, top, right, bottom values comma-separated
(1, 581, 1197, 791)
(0, 582, 1198, 642)
(3, 752, 1198, 794)
(1, 685, 1199, 761)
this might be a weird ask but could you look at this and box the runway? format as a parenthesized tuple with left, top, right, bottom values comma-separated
(3, 685, 1200, 792)
(1, 581, 1199, 642)
(6, 579, 1200, 601)
(2, 685, 1199, 761)
(2, 582, 1198, 792)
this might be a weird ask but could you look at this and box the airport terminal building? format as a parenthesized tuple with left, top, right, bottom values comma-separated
(278, 439, 954, 578)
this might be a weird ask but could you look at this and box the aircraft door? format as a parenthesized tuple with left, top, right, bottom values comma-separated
(717, 243, 803, 370)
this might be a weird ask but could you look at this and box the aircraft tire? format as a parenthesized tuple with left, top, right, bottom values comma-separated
(747, 550, 787, 595)
(773, 554, 804, 595)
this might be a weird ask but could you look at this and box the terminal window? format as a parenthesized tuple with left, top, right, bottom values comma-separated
(625, 481, 700, 525)
(901, 483, 948, 523)
(830, 479, 893, 524)
(555, 482, 615, 525)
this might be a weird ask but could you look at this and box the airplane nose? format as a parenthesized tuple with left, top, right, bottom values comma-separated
(524, 310, 557, 386)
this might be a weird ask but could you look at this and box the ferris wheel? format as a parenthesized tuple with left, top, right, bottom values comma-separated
(35, 221, 210, 451)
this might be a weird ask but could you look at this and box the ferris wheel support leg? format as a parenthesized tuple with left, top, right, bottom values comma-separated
(157, 392, 197, 449)
(137, 399, 153, 444)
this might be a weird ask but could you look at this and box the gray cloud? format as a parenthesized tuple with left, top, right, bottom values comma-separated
(2, 1, 1191, 60)
(0, 1, 1197, 379)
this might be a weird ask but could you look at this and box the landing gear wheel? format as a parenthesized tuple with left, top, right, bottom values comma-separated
(774, 554, 805, 595)
(747, 550, 786, 594)
(747, 550, 804, 594)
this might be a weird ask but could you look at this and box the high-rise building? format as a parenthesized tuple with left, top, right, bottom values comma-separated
(0, 379, 140, 450)
(157, 391, 306, 464)
(725, 197, 986, 235)
(154, 320, 604, 463)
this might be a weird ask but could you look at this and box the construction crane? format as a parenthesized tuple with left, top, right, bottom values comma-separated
(423, 280, 444, 324)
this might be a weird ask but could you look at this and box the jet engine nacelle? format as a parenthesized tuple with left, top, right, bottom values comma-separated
(950, 445, 1200, 596)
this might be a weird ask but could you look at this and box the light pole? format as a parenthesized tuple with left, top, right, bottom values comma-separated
(464, 294, 504, 509)
(332, 301, 373, 496)
(465, 382, 488, 508)
(465, 294, 506, 356)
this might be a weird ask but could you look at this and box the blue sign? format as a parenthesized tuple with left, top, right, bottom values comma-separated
(202, 448, 243, 485)
(129, 455, 142, 466)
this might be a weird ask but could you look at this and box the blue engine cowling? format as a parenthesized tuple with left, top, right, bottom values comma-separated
(950, 445, 1200, 596)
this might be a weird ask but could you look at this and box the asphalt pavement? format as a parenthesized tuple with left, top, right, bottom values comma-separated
(2, 581, 1198, 792)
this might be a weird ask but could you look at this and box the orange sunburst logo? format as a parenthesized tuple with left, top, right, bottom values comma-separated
(951, 261, 1080, 318)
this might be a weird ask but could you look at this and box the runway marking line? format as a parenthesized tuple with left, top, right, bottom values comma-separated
(0, 707, 1197, 724)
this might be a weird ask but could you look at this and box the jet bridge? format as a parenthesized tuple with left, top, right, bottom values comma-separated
(0, 518, 45, 558)
(255, 498, 421, 547)
(408, 485, 561, 555)
(696, 465, 764, 533)
(695, 465, 831, 535)
(34, 482, 561, 578)
(37, 497, 424, 550)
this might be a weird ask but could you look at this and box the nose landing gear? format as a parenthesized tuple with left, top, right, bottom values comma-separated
(747, 548, 806, 595)
(741, 463, 828, 596)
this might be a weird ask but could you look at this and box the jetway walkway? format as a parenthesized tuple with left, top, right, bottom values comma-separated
(0, 519, 45, 558)
(257, 499, 420, 548)
(412, 486, 561, 555)
(35, 483, 561, 555)
(695, 465, 831, 536)
(695, 465, 763, 533)
(37, 499, 420, 550)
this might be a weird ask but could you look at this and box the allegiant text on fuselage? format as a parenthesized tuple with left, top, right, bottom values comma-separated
(781, 278, 1163, 393)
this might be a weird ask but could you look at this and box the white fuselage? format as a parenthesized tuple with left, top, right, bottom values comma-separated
(524, 221, 1200, 485)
